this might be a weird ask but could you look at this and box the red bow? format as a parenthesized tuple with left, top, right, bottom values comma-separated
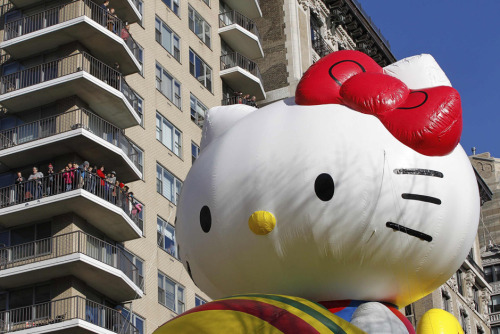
(295, 50, 462, 156)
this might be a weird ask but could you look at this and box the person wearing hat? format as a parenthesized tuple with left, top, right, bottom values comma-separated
(47, 164, 55, 196)
(79, 161, 89, 189)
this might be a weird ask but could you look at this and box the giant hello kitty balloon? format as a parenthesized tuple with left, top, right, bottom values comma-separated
(156, 51, 479, 333)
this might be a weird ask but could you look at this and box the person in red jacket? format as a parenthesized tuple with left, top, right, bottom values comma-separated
(62, 166, 74, 191)
(96, 166, 107, 198)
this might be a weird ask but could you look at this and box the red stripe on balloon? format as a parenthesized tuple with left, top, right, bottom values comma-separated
(178, 299, 321, 333)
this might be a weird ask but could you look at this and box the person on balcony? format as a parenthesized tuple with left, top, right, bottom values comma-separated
(120, 24, 130, 42)
(79, 161, 89, 189)
(14, 172, 25, 203)
(107, 8, 117, 33)
(28, 167, 44, 199)
(249, 96, 257, 107)
(62, 166, 74, 192)
(46, 164, 55, 196)
(72, 163, 80, 189)
(97, 166, 107, 197)
(107, 171, 117, 203)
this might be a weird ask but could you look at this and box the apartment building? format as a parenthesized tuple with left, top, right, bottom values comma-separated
(0, 0, 414, 332)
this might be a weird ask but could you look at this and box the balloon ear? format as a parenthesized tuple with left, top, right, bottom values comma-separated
(201, 105, 256, 150)
(383, 54, 452, 89)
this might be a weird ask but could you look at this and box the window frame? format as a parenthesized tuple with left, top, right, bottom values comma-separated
(190, 93, 207, 128)
(158, 271, 185, 313)
(156, 62, 182, 109)
(157, 216, 178, 259)
(161, 0, 179, 16)
(188, 5, 211, 47)
(195, 295, 207, 307)
(156, 112, 182, 158)
(191, 141, 200, 165)
(155, 16, 181, 62)
(189, 49, 212, 92)
(156, 163, 183, 205)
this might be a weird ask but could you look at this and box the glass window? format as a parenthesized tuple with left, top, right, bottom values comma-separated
(137, 0, 144, 25)
(459, 310, 468, 334)
(158, 272, 184, 313)
(190, 94, 207, 128)
(441, 291, 450, 312)
(191, 142, 200, 165)
(456, 270, 463, 295)
(188, 5, 211, 47)
(485, 266, 493, 283)
(119, 247, 145, 291)
(120, 307, 145, 334)
(156, 62, 182, 109)
(156, 163, 182, 205)
(157, 216, 177, 258)
(131, 143, 144, 175)
(156, 112, 182, 157)
(473, 286, 479, 312)
(133, 93, 144, 126)
(155, 17, 181, 62)
(161, 0, 179, 15)
(189, 50, 212, 92)
(195, 295, 207, 307)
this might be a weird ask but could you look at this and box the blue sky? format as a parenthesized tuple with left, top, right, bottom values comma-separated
(359, 1, 500, 157)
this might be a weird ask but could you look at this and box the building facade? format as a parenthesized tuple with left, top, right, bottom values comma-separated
(0, 0, 399, 333)
(255, 0, 396, 105)
(471, 153, 500, 334)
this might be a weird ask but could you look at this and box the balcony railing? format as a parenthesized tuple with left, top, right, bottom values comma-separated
(219, 10, 260, 39)
(491, 311, 500, 323)
(0, 108, 141, 170)
(0, 52, 140, 116)
(0, 230, 142, 288)
(0, 171, 144, 232)
(220, 52, 263, 83)
(3, 0, 142, 63)
(0, 296, 138, 333)
(311, 29, 333, 58)
(221, 96, 258, 107)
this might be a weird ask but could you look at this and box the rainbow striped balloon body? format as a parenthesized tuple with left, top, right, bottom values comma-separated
(154, 294, 413, 334)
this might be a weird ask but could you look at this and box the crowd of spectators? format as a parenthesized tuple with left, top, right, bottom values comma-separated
(232, 92, 258, 107)
(11, 161, 142, 219)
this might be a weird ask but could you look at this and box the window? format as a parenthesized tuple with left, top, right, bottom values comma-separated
(156, 163, 182, 205)
(161, 0, 179, 16)
(158, 272, 185, 313)
(137, 0, 144, 25)
(156, 112, 182, 157)
(157, 216, 177, 258)
(456, 270, 463, 295)
(188, 5, 211, 47)
(10, 222, 51, 260)
(155, 17, 181, 61)
(132, 92, 144, 125)
(156, 62, 182, 108)
(459, 310, 468, 334)
(202, 0, 209, 5)
(131, 143, 144, 175)
(136, 43, 144, 76)
(441, 290, 450, 312)
(120, 247, 145, 291)
(9, 284, 51, 322)
(191, 142, 200, 164)
(119, 307, 145, 334)
(472, 285, 479, 312)
(485, 264, 500, 283)
(190, 94, 207, 128)
(492, 327, 500, 334)
(195, 295, 207, 307)
(189, 50, 212, 92)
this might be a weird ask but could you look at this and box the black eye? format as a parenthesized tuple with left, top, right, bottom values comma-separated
(200, 206, 211, 232)
(315, 173, 335, 201)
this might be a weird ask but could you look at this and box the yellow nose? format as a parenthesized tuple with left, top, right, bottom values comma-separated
(248, 211, 276, 235)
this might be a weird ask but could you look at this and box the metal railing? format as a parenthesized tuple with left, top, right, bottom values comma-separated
(219, 10, 260, 39)
(220, 52, 263, 83)
(311, 29, 333, 58)
(0, 230, 142, 288)
(350, 0, 390, 49)
(3, 0, 141, 63)
(221, 96, 258, 107)
(0, 52, 140, 116)
(0, 171, 144, 232)
(0, 296, 138, 333)
(0, 108, 140, 170)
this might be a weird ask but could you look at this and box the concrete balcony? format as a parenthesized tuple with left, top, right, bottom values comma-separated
(0, 296, 139, 333)
(222, 0, 261, 19)
(2, 0, 141, 76)
(220, 52, 265, 100)
(0, 52, 141, 129)
(219, 11, 263, 59)
(109, 0, 142, 24)
(0, 231, 143, 302)
(0, 173, 144, 242)
(0, 109, 142, 182)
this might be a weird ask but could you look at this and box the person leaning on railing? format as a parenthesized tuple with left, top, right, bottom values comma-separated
(14, 171, 25, 203)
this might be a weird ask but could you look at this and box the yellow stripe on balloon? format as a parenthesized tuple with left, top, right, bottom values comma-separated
(153, 309, 285, 334)
(221, 295, 364, 334)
